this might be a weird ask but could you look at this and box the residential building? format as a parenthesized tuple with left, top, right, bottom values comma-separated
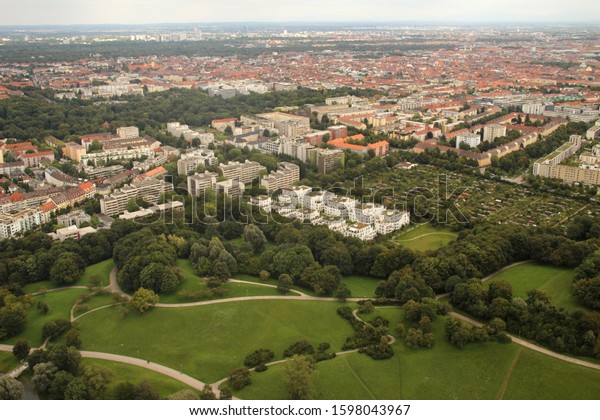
(45, 167, 77, 187)
(260, 162, 300, 192)
(214, 179, 245, 198)
(218, 160, 266, 184)
(177, 149, 218, 175)
(456, 133, 481, 149)
(100, 178, 173, 216)
(63, 142, 87, 162)
(482, 124, 507, 142)
(211, 118, 238, 132)
(57, 210, 91, 227)
(116, 126, 140, 139)
(187, 171, 217, 197)
(17, 151, 55, 167)
(317, 149, 344, 174)
(522, 103, 545, 115)
(328, 125, 348, 140)
(0, 209, 43, 240)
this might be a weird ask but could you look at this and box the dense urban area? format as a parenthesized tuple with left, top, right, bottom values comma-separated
(1, 23, 600, 401)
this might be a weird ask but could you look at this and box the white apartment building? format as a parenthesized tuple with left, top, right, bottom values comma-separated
(177, 149, 218, 175)
(81, 147, 154, 167)
(219, 160, 266, 184)
(456, 133, 481, 149)
(116, 126, 140, 139)
(345, 222, 377, 241)
(187, 171, 218, 197)
(0, 209, 43, 240)
(100, 179, 173, 216)
(260, 162, 300, 192)
(522, 103, 545, 115)
(374, 210, 410, 235)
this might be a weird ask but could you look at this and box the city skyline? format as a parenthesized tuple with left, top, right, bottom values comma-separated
(1, 0, 600, 26)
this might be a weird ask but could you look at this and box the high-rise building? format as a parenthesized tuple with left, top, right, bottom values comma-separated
(317, 149, 344, 175)
(482, 124, 507, 143)
(456, 133, 481, 149)
(187, 171, 217, 197)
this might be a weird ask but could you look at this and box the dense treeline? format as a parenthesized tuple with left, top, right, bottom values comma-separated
(0, 87, 375, 142)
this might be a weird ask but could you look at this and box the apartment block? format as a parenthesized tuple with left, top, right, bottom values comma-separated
(260, 162, 300, 192)
(218, 160, 266, 184)
(317, 149, 345, 174)
(0, 209, 43, 240)
(187, 171, 217, 197)
(100, 178, 173, 216)
(177, 149, 219, 175)
(456, 133, 481, 149)
(482, 124, 507, 143)
(116, 126, 140, 139)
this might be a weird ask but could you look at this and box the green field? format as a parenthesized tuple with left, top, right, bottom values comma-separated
(3, 288, 82, 346)
(235, 307, 600, 400)
(76, 300, 353, 383)
(486, 263, 585, 312)
(342, 275, 379, 298)
(80, 359, 194, 399)
(159, 260, 298, 303)
(22, 259, 115, 294)
(393, 224, 458, 252)
(0, 350, 19, 374)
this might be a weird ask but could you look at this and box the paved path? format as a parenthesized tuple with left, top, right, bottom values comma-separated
(108, 267, 131, 299)
(480, 260, 533, 283)
(228, 279, 309, 297)
(0, 344, 217, 397)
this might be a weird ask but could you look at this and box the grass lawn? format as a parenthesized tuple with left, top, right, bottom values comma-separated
(3, 288, 82, 347)
(80, 359, 194, 399)
(73, 291, 123, 317)
(76, 300, 353, 383)
(159, 260, 298, 303)
(0, 350, 19, 374)
(80, 259, 115, 288)
(486, 263, 585, 312)
(22, 259, 115, 294)
(235, 307, 600, 399)
(342, 275, 379, 298)
(393, 224, 458, 252)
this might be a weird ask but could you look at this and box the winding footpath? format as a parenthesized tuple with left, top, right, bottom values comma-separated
(6, 261, 599, 400)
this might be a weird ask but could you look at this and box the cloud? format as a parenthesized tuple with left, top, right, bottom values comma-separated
(0, 0, 598, 25)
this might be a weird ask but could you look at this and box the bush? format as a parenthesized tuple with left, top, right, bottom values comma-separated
(283, 339, 315, 358)
(42, 319, 71, 340)
(228, 367, 251, 391)
(255, 363, 268, 372)
(244, 349, 275, 368)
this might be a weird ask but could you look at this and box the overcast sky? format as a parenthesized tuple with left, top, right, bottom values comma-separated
(1, 0, 599, 26)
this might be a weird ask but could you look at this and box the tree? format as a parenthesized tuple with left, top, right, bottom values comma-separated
(0, 376, 24, 400)
(114, 381, 136, 399)
(334, 283, 351, 301)
(49, 371, 75, 399)
(130, 288, 159, 314)
(50, 252, 83, 286)
(228, 367, 252, 390)
(82, 363, 113, 399)
(359, 300, 374, 314)
(64, 378, 89, 400)
(12, 338, 30, 361)
(126, 198, 140, 212)
(47, 344, 81, 375)
(32, 362, 58, 394)
(134, 380, 159, 400)
(200, 384, 217, 400)
(277, 274, 293, 294)
(259, 270, 271, 281)
(219, 387, 232, 400)
(65, 328, 81, 348)
(283, 355, 317, 400)
(243, 225, 267, 253)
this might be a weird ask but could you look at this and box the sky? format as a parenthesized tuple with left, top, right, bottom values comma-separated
(0, 0, 599, 26)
